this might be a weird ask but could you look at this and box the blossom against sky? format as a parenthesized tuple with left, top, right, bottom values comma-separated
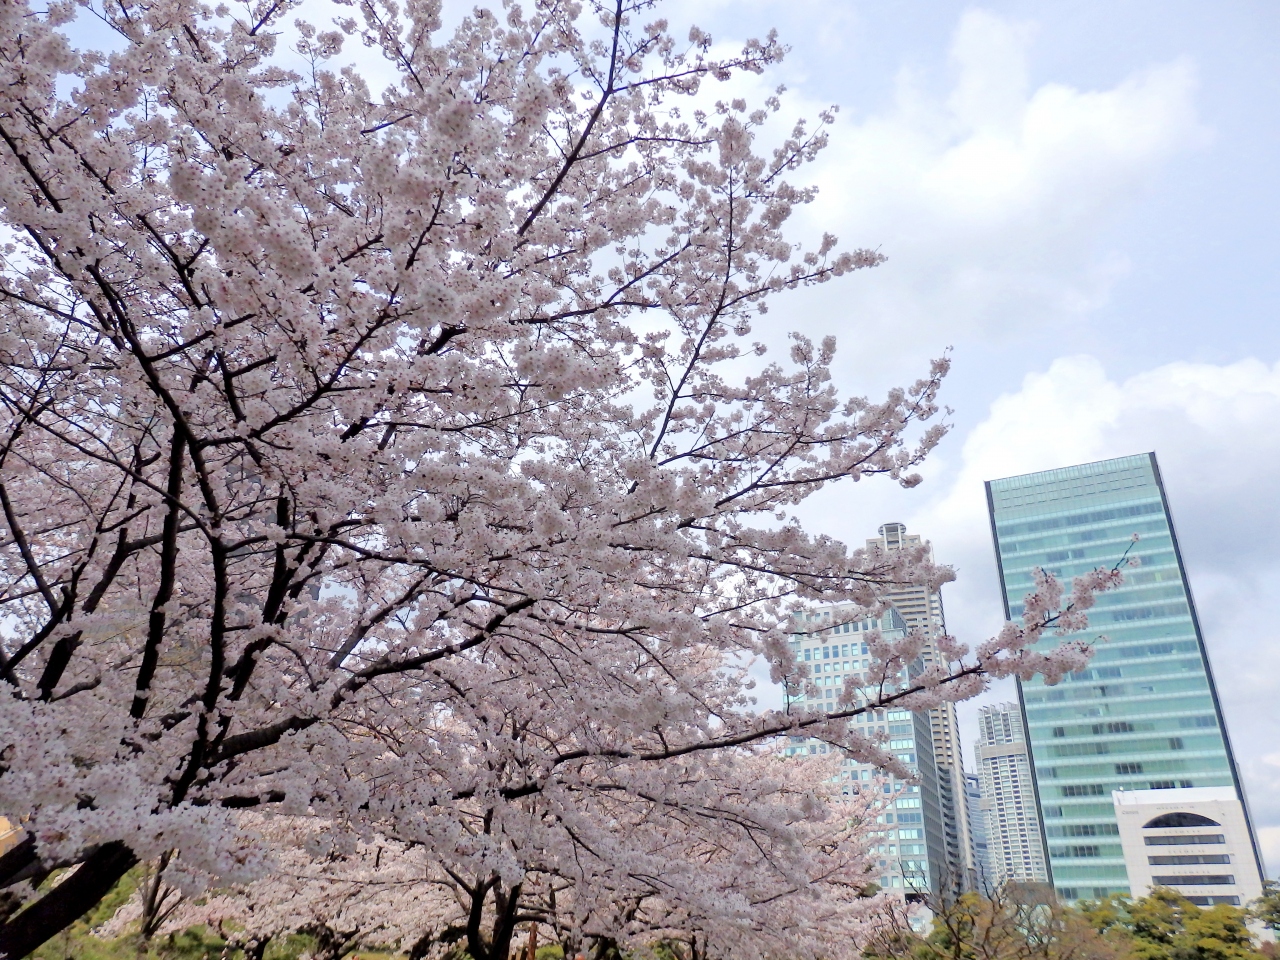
(698, 2, 1280, 874)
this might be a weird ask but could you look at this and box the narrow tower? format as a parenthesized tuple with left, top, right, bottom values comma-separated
(866, 523, 973, 893)
(974, 702, 1049, 885)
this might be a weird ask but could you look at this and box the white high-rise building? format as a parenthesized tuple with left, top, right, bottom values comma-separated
(975, 702, 1049, 885)
(866, 523, 972, 893)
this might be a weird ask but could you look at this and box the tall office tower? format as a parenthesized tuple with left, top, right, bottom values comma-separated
(986, 453, 1264, 902)
(783, 607, 949, 896)
(964, 772, 992, 889)
(974, 703, 1049, 885)
(867, 523, 971, 893)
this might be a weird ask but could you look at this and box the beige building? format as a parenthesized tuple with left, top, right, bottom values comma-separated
(867, 522, 973, 892)
(1112, 787, 1263, 907)
(974, 702, 1049, 885)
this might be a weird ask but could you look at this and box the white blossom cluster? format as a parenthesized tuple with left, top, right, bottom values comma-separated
(0, 0, 1121, 954)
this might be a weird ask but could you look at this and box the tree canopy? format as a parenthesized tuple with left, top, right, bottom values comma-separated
(0, 0, 1121, 954)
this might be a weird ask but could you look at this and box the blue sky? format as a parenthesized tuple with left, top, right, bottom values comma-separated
(670, 1, 1280, 875)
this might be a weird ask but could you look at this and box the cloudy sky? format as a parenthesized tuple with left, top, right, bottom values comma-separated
(663, 1, 1280, 875)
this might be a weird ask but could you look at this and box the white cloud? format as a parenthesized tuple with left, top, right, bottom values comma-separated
(902, 355, 1280, 875)
(779, 9, 1208, 372)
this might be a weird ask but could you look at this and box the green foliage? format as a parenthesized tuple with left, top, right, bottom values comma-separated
(15, 866, 416, 959)
(26, 922, 228, 960)
(23, 922, 406, 960)
(865, 886, 1268, 960)
(1079, 887, 1266, 960)
(1251, 881, 1280, 932)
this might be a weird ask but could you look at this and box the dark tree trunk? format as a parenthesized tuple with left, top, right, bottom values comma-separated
(409, 923, 467, 960)
(490, 882, 523, 960)
(465, 877, 523, 960)
(302, 922, 361, 960)
(0, 840, 137, 959)
(0, 835, 41, 890)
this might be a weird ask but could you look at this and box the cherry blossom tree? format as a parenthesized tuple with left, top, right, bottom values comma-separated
(0, 0, 1122, 952)
(149, 753, 884, 960)
(151, 819, 454, 960)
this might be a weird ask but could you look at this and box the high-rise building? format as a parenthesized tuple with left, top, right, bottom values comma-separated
(783, 607, 948, 896)
(866, 523, 972, 894)
(965, 772, 992, 889)
(974, 702, 1049, 885)
(985, 453, 1264, 902)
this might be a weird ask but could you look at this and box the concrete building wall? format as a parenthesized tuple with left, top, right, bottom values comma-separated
(1113, 787, 1262, 907)
(784, 606, 947, 896)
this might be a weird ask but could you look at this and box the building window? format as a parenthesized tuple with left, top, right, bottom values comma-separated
(1144, 834, 1225, 846)
(1093, 721, 1135, 734)
(1149, 854, 1230, 866)
(1062, 784, 1105, 797)
(1051, 845, 1100, 858)
(1144, 812, 1220, 829)
(1115, 762, 1144, 775)
(1151, 875, 1235, 886)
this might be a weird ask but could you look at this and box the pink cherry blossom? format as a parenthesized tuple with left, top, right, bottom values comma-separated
(0, 0, 1123, 954)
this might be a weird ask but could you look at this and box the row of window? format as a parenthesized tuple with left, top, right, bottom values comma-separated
(1149, 854, 1230, 865)
(1047, 739, 1192, 760)
(1045, 716, 1217, 738)
(994, 498, 1164, 539)
(800, 643, 872, 660)
(1045, 823, 1120, 837)
(1145, 834, 1224, 846)
(1027, 675, 1208, 703)
(1053, 777, 1201, 798)
(996, 508, 1163, 555)
(1050, 845, 1109, 858)
(1087, 639, 1199, 661)
(1057, 886, 1128, 901)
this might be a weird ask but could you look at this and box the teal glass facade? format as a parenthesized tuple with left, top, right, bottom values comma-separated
(985, 453, 1261, 902)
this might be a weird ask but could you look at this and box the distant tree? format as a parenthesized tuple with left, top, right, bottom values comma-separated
(1080, 888, 1266, 960)
(865, 882, 1125, 960)
(1251, 881, 1280, 933)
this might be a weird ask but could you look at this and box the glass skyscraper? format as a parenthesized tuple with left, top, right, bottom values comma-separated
(985, 453, 1262, 901)
(783, 607, 949, 896)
